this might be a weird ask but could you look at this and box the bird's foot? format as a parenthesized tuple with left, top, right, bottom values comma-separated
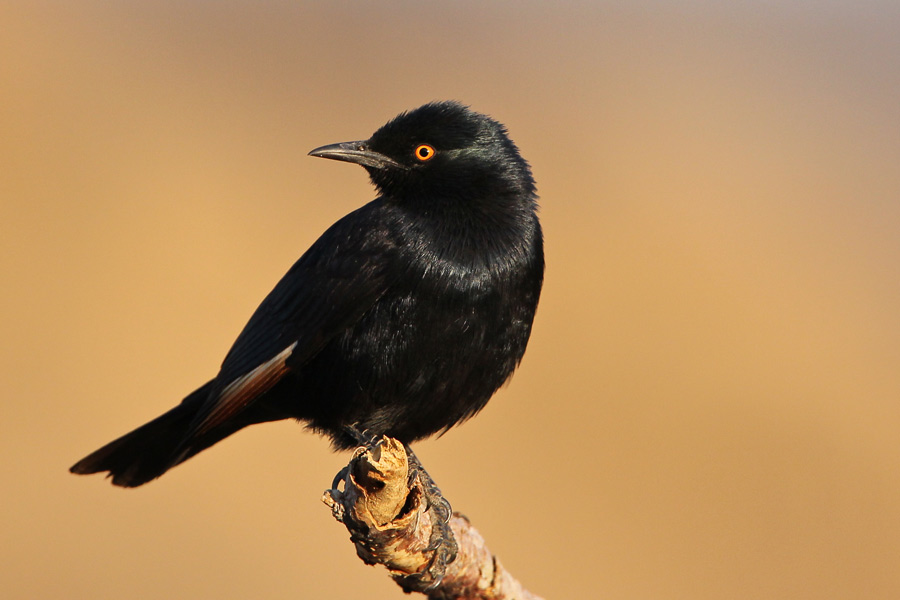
(343, 424, 385, 449)
(331, 465, 349, 491)
(333, 426, 385, 490)
(400, 445, 458, 590)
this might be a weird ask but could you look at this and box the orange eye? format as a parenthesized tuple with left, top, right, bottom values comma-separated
(414, 144, 436, 162)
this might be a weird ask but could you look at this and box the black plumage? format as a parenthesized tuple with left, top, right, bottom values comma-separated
(70, 101, 544, 487)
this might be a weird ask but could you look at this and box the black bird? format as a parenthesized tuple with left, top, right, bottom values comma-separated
(71, 101, 543, 487)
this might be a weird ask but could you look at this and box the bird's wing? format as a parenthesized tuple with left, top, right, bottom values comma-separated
(190, 202, 398, 435)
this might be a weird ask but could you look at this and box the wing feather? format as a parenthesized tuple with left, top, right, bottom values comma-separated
(187, 200, 399, 435)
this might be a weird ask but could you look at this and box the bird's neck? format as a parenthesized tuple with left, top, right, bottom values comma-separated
(391, 193, 538, 273)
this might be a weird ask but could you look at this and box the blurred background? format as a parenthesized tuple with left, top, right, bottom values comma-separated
(3, 1, 899, 598)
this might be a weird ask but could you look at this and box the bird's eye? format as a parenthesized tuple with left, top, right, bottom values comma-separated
(414, 144, 436, 162)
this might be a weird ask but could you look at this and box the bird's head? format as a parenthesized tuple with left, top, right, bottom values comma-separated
(309, 101, 536, 206)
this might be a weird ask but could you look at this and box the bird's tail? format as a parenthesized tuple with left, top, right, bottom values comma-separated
(70, 381, 225, 487)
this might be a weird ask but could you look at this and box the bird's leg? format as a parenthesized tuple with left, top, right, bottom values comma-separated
(402, 444, 458, 589)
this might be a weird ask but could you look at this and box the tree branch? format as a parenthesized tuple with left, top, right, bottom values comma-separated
(322, 436, 543, 600)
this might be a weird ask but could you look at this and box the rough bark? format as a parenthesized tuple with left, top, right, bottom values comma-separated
(322, 436, 543, 600)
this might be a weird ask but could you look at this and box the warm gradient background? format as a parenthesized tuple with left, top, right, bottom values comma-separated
(3, 2, 899, 599)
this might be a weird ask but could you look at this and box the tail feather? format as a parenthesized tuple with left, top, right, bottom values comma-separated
(71, 381, 217, 487)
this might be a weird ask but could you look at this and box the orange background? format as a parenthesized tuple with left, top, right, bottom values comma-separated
(3, 3, 899, 599)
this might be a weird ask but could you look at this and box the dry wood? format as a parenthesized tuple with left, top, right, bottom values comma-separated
(322, 436, 543, 600)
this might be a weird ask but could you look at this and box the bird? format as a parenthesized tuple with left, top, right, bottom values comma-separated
(70, 100, 544, 488)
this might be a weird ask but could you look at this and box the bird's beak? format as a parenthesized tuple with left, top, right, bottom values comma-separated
(308, 141, 403, 170)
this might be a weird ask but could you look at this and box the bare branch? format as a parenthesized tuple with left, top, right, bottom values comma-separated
(322, 436, 543, 600)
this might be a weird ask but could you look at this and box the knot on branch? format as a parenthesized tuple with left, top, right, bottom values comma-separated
(323, 436, 453, 589)
(322, 436, 543, 600)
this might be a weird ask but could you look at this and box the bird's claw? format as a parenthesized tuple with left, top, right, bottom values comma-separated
(332, 426, 385, 490)
(344, 424, 385, 449)
(331, 465, 350, 491)
(398, 444, 459, 590)
(397, 503, 458, 591)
